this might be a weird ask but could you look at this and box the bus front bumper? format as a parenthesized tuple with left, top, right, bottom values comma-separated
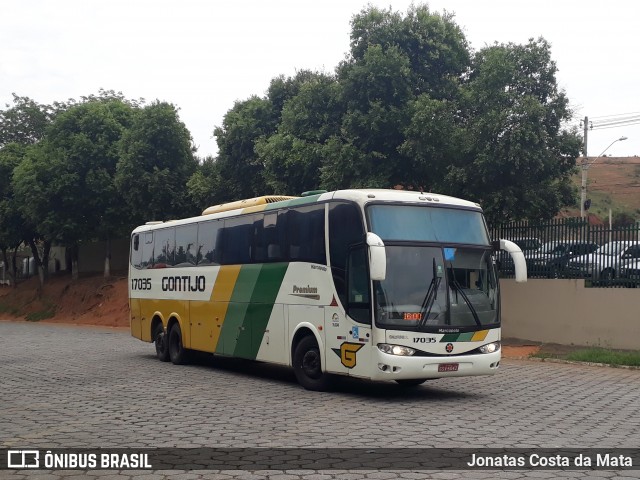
(369, 349, 501, 381)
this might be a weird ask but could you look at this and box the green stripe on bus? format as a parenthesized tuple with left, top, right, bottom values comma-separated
(440, 332, 476, 342)
(218, 263, 289, 359)
(217, 264, 262, 356)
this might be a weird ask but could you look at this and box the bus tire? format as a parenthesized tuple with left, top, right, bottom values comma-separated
(153, 323, 170, 362)
(168, 323, 188, 365)
(293, 335, 331, 391)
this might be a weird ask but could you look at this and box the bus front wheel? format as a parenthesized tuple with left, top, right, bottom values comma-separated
(293, 336, 332, 391)
(153, 323, 170, 362)
(168, 324, 188, 365)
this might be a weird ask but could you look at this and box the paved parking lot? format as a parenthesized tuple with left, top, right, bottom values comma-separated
(1, 321, 639, 479)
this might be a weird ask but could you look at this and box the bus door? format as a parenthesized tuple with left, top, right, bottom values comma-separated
(342, 246, 373, 378)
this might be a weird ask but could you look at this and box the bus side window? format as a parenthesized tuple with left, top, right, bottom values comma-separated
(347, 246, 371, 324)
(221, 216, 253, 265)
(197, 220, 221, 266)
(154, 228, 175, 268)
(254, 212, 282, 263)
(329, 202, 365, 306)
(287, 205, 326, 264)
(131, 234, 142, 268)
(141, 232, 154, 269)
(175, 224, 198, 266)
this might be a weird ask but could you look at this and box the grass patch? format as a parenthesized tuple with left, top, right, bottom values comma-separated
(565, 348, 640, 367)
(0, 303, 19, 316)
(532, 347, 640, 367)
(25, 309, 56, 322)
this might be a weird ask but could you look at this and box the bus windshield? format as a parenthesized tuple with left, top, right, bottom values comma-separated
(374, 246, 499, 331)
(368, 204, 490, 245)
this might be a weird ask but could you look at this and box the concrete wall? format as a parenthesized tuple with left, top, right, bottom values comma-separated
(500, 278, 640, 350)
(78, 239, 129, 274)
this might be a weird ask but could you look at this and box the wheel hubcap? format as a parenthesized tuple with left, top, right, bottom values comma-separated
(302, 350, 321, 378)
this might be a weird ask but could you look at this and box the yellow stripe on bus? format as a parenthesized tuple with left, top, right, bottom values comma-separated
(471, 330, 489, 342)
(189, 265, 242, 353)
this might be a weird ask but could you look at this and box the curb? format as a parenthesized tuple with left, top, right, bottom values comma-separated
(504, 355, 640, 370)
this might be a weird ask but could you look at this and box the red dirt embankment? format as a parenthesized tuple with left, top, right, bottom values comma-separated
(0, 274, 129, 327)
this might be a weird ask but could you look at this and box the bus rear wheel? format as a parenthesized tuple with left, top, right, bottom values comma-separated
(153, 323, 170, 362)
(293, 336, 332, 391)
(168, 323, 188, 365)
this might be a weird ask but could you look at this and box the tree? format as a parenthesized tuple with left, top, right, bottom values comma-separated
(259, 73, 342, 193)
(0, 94, 55, 147)
(116, 101, 198, 224)
(319, 5, 472, 190)
(186, 155, 225, 212)
(208, 5, 583, 222)
(454, 38, 581, 223)
(13, 99, 137, 279)
(0, 143, 31, 286)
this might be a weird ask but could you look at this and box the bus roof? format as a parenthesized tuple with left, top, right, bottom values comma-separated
(132, 189, 482, 233)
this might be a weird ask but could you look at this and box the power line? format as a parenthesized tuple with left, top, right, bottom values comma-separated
(590, 111, 640, 120)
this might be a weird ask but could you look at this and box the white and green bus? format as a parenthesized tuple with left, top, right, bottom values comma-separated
(129, 189, 526, 390)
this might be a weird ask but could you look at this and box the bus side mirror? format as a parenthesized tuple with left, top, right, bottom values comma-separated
(500, 239, 528, 283)
(367, 232, 386, 281)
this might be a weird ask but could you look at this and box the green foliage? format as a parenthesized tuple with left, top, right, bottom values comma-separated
(13, 99, 137, 246)
(187, 156, 224, 211)
(116, 101, 198, 223)
(0, 94, 56, 147)
(0, 4, 588, 260)
(213, 96, 278, 199)
(202, 4, 581, 224)
(0, 144, 29, 250)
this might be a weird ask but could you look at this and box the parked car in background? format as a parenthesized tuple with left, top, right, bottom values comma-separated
(619, 259, 640, 287)
(526, 241, 600, 278)
(566, 241, 640, 280)
(496, 237, 541, 274)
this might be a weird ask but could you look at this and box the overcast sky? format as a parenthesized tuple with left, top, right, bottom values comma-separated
(2, 0, 639, 160)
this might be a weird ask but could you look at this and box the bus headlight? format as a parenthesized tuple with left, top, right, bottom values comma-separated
(378, 343, 416, 356)
(479, 342, 501, 354)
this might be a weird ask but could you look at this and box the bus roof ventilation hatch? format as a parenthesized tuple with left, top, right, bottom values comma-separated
(202, 195, 298, 215)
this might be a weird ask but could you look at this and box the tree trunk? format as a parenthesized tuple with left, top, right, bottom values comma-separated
(104, 238, 112, 278)
(10, 245, 18, 287)
(27, 239, 45, 290)
(70, 244, 79, 281)
(1, 246, 9, 287)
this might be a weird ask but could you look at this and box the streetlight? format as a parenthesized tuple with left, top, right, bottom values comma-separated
(580, 136, 628, 218)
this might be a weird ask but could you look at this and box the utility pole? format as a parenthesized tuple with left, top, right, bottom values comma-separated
(580, 133, 628, 219)
(580, 116, 589, 218)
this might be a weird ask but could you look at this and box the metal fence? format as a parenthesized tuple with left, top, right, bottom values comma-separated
(489, 218, 640, 288)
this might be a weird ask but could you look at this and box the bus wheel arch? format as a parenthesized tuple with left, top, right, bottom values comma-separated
(167, 317, 188, 365)
(291, 328, 332, 391)
(151, 316, 169, 362)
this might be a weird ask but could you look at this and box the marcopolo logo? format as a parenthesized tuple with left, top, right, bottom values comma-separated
(7, 450, 40, 469)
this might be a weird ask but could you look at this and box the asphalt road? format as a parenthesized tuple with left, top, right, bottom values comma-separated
(1, 321, 639, 479)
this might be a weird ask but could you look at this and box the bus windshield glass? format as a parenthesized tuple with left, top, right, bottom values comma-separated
(374, 246, 498, 331)
(368, 204, 489, 245)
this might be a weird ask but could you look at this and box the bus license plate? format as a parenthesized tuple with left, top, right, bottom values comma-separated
(438, 363, 459, 372)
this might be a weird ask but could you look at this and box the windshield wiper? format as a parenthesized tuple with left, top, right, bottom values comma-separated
(418, 258, 441, 329)
(448, 263, 482, 327)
